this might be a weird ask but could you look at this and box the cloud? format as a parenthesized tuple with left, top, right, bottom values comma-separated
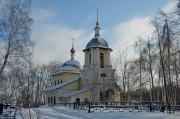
(161, 1, 178, 13)
(31, 9, 91, 65)
(82, 14, 95, 25)
(31, 9, 56, 22)
(111, 1, 177, 58)
(30, 1, 175, 66)
(112, 17, 154, 57)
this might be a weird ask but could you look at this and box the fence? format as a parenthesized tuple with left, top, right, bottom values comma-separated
(54, 101, 180, 113)
(73, 101, 180, 113)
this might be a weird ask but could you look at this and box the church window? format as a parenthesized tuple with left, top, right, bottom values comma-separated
(101, 73, 106, 77)
(61, 79, 62, 83)
(54, 96, 56, 104)
(48, 97, 50, 103)
(100, 53, 104, 68)
(58, 80, 59, 84)
(51, 97, 53, 103)
(55, 81, 56, 85)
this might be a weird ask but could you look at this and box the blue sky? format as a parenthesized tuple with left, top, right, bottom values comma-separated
(31, 0, 169, 32)
(30, 0, 176, 65)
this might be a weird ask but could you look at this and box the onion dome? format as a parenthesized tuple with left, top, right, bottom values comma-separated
(83, 12, 111, 51)
(70, 47, 75, 54)
(60, 59, 81, 71)
(60, 39, 81, 71)
(85, 37, 109, 49)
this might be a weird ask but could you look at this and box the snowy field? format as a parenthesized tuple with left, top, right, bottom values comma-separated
(16, 105, 180, 119)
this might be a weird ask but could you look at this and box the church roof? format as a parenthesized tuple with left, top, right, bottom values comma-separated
(85, 36, 109, 49)
(62, 88, 91, 97)
(43, 77, 80, 92)
(52, 70, 80, 76)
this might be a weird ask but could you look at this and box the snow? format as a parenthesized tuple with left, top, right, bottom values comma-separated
(61, 66, 78, 71)
(60, 59, 81, 71)
(43, 77, 80, 92)
(15, 105, 180, 119)
(52, 70, 80, 76)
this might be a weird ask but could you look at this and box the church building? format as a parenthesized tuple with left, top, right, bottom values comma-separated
(44, 17, 120, 104)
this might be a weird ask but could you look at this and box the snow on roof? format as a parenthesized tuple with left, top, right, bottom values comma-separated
(51, 70, 80, 76)
(60, 59, 81, 71)
(43, 77, 80, 92)
(62, 88, 91, 97)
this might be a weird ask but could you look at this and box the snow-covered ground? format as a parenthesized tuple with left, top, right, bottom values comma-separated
(16, 105, 180, 119)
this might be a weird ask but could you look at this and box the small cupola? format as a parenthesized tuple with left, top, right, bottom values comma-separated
(70, 38, 75, 60)
(60, 39, 81, 71)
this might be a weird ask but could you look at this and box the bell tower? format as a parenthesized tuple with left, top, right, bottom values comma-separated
(81, 11, 117, 102)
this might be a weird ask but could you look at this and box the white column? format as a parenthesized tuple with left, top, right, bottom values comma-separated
(107, 50, 109, 65)
(108, 50, 111, 65)
(91, 48, 93, 65)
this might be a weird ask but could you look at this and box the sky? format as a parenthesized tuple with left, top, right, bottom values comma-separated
(30, 0, 177, 65)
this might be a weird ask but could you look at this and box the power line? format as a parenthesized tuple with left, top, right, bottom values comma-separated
(112, 26, 154, 56)
(113, 25, 153, 50)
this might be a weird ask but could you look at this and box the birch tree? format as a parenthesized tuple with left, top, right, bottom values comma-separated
(0, 0, 33, 77)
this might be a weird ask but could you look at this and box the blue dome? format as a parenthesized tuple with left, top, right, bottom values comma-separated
(60, 59, 81, 71)
(85, 37, 109, 50)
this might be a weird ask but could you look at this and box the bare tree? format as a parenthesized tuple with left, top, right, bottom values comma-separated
(134, 38, 146, 101)
(140, 39, 159, 102)
(0, 0, 33, 77)
(113, 49, 130, 101)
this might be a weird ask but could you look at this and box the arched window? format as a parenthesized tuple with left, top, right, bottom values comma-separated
(54, 96, 56, 104)
(100, 53, 104, 68)
(55, 81, 56, 85)
(58, 80, 59, 84)
(76, 98, 80, 105)
(48, 97, 50, 103)
(51, 97, 53, 103)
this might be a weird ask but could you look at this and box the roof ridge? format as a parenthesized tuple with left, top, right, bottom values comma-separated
(43, 77, 80, 92)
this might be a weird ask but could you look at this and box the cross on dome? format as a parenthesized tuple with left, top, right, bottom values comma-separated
(70, 38, 75, 60)
(94, 9, 101, 37)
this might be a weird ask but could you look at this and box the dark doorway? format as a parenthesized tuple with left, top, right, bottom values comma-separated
(100, 91, 106, 101)
(100, 89, 114, 102)
(76, 98, 80, 105)
(106, 89, 114, 102)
